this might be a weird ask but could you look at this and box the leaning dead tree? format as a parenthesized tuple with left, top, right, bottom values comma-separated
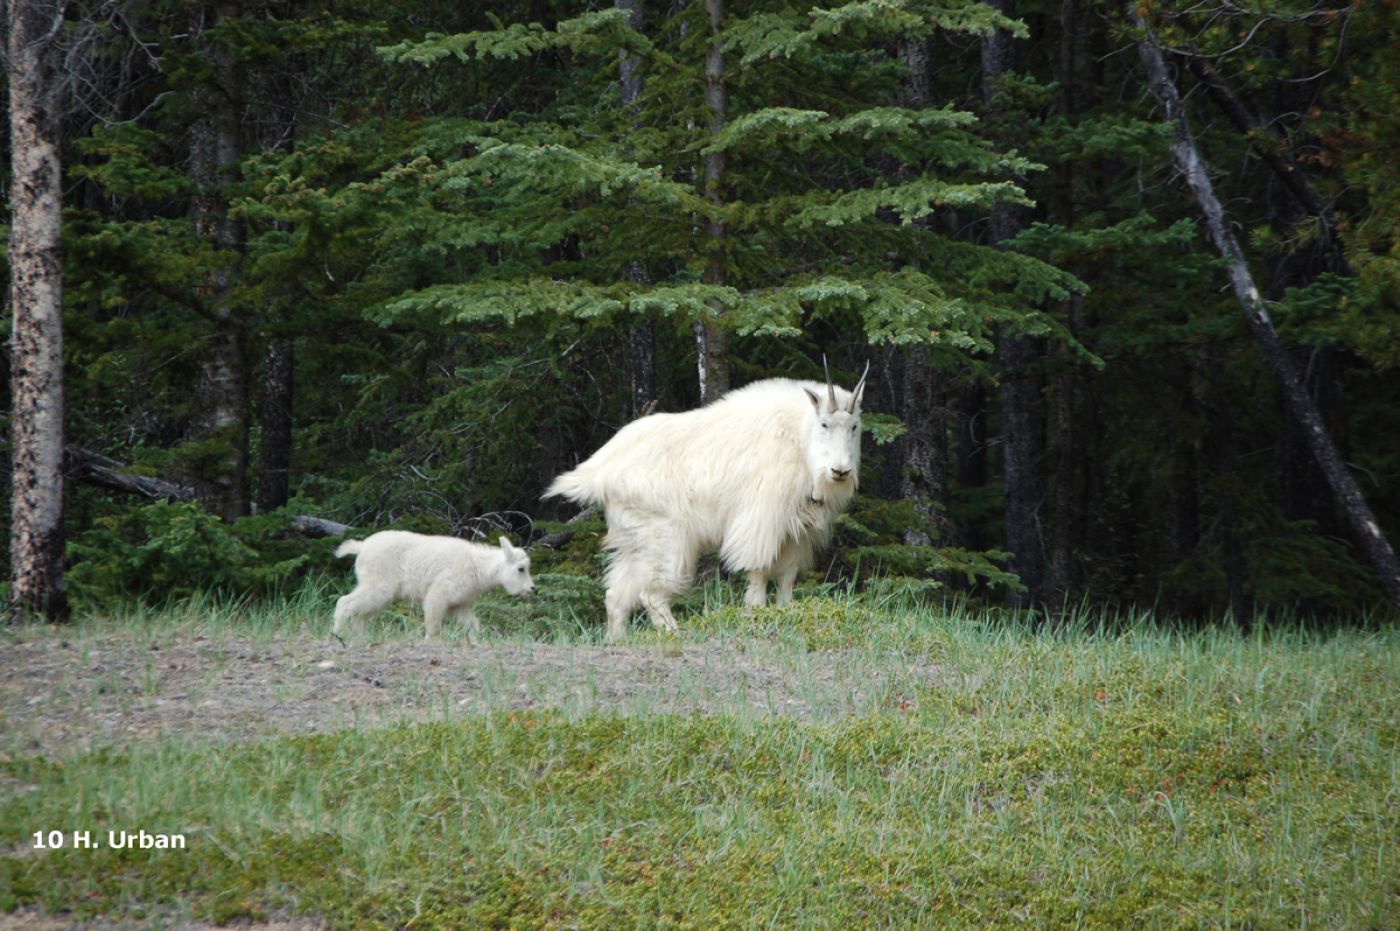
(8, 0, 70, 622)
(1132, 7, 1400, 610)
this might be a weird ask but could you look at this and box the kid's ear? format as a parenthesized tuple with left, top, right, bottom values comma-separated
(499, 536, 514, 555)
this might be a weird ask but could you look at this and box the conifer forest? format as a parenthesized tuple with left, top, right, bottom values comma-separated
(6, 0, 1400, 624)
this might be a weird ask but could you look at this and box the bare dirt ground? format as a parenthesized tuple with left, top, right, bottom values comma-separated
(0, 910, 324, 931)
(0, 627, 949, 759)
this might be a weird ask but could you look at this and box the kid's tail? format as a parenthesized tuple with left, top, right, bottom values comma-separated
(334, 539, 363, 559)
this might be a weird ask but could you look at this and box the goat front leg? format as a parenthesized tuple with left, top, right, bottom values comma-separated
(422, 585, 454, 640)
(744, 571, 769, 609)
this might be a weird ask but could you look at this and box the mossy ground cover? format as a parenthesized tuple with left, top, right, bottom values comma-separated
(2, 591, 1397, 928)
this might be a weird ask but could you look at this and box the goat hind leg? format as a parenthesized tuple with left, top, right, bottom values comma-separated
(333, 586, 389, 640)
(640, 587, 680, 633)
(449, 604, 482, 644)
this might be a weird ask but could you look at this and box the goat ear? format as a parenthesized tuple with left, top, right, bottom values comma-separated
(498, 536, 514, 556)
(803, 387, 822, 412)
(847, 360, 870, 413)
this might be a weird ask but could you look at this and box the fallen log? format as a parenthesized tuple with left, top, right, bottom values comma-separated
(289, 514, 353, 538)
(66, 445, 351, 538)
(66, 446, 196, 502)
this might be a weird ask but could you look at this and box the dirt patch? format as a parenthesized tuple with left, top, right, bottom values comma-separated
(0, 628, 951, 759)
(0, 908, 324, 931)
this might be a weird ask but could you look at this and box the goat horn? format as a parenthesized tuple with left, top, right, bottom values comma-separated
(848, 360, 871, 412)
(822, 354, 836, 409)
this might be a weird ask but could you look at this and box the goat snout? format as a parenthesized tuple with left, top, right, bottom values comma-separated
(830, 467, 852, 481)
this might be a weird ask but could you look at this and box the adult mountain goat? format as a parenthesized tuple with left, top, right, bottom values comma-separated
(333, 532, 534, 642)
(546, 362, 868, 639)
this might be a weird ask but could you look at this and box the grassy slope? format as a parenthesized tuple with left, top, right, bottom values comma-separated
(2, 591, 1397, 928)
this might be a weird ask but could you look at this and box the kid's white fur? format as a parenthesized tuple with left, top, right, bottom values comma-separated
(333, 532, 534, 642)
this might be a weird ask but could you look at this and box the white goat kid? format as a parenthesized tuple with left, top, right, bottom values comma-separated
(545, 361, 868, 640)
(332, 532, 534, 642)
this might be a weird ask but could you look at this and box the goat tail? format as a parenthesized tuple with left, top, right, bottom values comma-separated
(543, 466, 602, 506)
(334, 539, 363, 559)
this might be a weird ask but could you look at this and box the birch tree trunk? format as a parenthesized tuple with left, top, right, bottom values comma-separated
(7, 0, 70, 622)
(1133, 8, 1400, 609)
(698, 0, 730, 403)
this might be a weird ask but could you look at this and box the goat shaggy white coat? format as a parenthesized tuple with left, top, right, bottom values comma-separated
(545, 369, 867, 638)
(333, 532, 534, 642)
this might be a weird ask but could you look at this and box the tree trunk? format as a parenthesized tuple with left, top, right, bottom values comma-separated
(1045, 3, 1083, 603)
(997, 330, 1047, 606)
(1185, 56, 1347, 271)
(189, 3, 249, 522)
(698, 0, 730, 403)
(7, 0, 69, 622)
(254, 65, 298, 514)
(618, 0, 656, 417)
(955, 385, 988, 552)
(256, 339, 294, 512)
(1046, 318, 1081, 602)
(899, 350, 950, 546)
(1134, 8, 1400, 609)
(894, 37, 950, 547)
(984, 0, 1047, 607)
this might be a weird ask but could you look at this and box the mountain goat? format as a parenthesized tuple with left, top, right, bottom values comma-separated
(332, 532, 534, 642)
(545, 361, 868, 639)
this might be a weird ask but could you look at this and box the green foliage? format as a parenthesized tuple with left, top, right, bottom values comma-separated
(35, 0, 1400, 618)
(65, 503, 324, 604)
(836, 499, 1024, 594)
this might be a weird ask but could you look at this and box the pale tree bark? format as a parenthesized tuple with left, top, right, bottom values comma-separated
(1184, 53, 1348, 545)
(1133, 8, 1400, 609)
(7, 0, 70, 622)
(697, 0, 730, 403)
(1184, 55, 1346, 270)
(618, 0, 655, 417)
(189, 2, 249, 522)
(984, 0, 1047, 607)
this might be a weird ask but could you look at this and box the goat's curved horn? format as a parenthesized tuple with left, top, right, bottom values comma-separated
(822, 354, 837, 409)
(848, 360, 871, 412)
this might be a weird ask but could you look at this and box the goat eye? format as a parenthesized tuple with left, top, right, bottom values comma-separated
(820, 421, 829, 429)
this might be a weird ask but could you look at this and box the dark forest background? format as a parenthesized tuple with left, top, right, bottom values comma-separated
(4, 0, 1399, 620)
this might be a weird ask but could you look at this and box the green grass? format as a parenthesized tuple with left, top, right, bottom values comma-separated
(2, 590, 1397, 928)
